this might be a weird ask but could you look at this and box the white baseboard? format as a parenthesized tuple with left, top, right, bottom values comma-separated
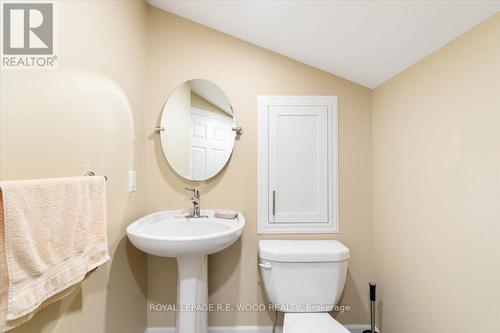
(146, 324, 375, 333)
(146, 327, 271, 333)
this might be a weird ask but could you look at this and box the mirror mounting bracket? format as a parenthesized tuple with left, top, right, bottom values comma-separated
(154, 127, 165, 134)
(232, 126, 244, 136)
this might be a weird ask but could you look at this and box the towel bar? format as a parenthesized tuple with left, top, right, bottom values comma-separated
(0, 173, 108, 192)
(84, 171, 108, 181)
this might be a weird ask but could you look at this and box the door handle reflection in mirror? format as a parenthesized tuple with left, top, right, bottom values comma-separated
(272, 190, 276, 215)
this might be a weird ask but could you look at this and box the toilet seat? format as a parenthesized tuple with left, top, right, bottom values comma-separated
(283, 313, 350, 333)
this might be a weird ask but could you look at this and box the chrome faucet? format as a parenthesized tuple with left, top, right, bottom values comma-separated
(185, 187, 208, 218)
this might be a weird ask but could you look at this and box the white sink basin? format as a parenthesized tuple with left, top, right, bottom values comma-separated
(126, 210, 245, 333)
(126, 210, 244, 257)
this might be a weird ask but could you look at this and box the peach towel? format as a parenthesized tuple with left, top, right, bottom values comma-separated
(0, 176, 109, 331)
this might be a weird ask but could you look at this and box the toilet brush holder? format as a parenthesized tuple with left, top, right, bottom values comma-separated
(363, 282, 378, 333)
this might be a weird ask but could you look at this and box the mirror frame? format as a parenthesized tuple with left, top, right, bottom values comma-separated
(156, 79, 240, 182)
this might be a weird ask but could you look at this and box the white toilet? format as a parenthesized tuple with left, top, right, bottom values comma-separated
(258, 240, 351, 333)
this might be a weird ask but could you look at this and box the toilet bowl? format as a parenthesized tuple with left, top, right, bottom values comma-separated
(258, 240, 350, 333)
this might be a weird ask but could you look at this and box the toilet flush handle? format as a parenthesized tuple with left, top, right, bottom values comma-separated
(259, 262, 272, 269)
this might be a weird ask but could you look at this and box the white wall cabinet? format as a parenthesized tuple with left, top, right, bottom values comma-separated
(258, 96, 338, 234)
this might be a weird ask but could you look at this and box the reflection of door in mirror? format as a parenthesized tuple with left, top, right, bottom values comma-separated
(190, 108, 233, 179)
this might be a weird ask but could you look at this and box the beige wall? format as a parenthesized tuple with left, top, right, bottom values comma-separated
(0, 1, 148, 333)
(372, 13, 500, 333)
(146, 7, 373, 328)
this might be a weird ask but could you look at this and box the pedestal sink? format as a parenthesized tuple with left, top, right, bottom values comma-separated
(126, 210, 245, 333)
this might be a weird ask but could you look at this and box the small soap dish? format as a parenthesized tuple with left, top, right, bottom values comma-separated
(215, 209, 238, 219)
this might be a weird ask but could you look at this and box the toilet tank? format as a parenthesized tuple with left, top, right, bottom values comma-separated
(258, 240, 350, 312)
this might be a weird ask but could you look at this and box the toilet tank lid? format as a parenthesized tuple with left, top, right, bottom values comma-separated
(258, 240, 350, 262)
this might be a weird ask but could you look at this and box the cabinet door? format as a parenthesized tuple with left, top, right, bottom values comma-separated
(268, 105, 328, 223)
(258, 96, 338, 234)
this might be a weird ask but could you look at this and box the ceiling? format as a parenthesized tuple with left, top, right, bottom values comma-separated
(148, 1, 500, 89)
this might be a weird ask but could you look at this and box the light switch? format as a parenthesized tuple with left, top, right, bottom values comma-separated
(128, 171, 136, 192)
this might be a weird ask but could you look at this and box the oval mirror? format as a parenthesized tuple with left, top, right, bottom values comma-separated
(159, 79, 236, 181)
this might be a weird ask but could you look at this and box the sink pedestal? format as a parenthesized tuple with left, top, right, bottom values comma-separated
(176, 256, 208, 333)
